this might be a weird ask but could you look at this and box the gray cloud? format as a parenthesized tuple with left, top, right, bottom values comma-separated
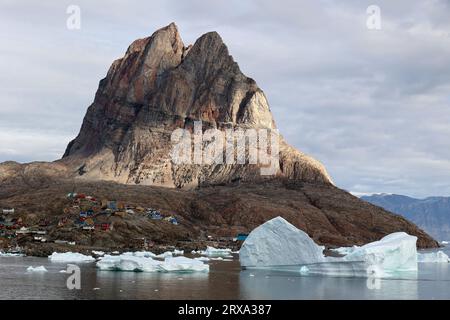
(1, 0, 449, 198)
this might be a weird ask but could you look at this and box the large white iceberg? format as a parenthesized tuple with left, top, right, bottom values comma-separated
(239, 216, 419, 277)
(417, 251, 449, 263)
(239, 217, 325, 267)
(340, 232, 418, 276)
(48, 252, 96, 263)
(96, 254, 208, 273)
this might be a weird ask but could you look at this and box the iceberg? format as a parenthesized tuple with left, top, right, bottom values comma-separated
(159, 257, 209, 272)
(48, 252, 96, 263)
(417, 251, 449, 263)
(239, 217, 325, 268)
(0, 252, 25, 257)
(155, 251, 173, 259)
(97, 255, 161, 272)
(239, 216, 419, 278)
(330, 246, 359, 256)
(338, 232, 418, 276)
(172, 249, 184, 255)
(202, 246, 233, 258)
(96, 254, 209, 273)
(27, 266, 48, 272)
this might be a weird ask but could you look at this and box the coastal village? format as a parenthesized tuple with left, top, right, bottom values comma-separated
(0, 192, 247, 256)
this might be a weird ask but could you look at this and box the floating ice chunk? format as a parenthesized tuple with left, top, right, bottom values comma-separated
(92, 251, 105, 256)
(27, 266, 48, 272)
(417, 251, 449, 263)
(96, 255, 161, 272)
(441, 241, 449, 246)
(159, 257, 209, 272)
(0, 252, 24, 257)
(132, 251, 156, 258)
(239, 217, 325, 267)
(211, 257, 224, 261)
(299, 266, 309, 274)
(96, 254, 208, 273)
(330, 245, 360, 256)
(172, 249, 184, 255)
(48, 252, 95, 263)
(155, 251, 173, 259)
(202, 247, 233, 257)
(343, 232, 418, 274)
(194, 257, 210, 262)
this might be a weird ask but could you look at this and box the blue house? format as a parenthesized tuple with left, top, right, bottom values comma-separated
(236, 234, 248, 241)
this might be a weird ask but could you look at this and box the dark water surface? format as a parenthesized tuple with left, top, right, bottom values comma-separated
(1, 248, 449, 300)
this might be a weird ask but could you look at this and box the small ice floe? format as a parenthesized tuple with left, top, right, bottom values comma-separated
(194, 257, 210, 262)
(127, 251, 156, 258)
(92, 251, 105, 256)
(201, 246, 233, 258)
(27, 266, 48, 273)
(441, 241, 449, 246)
(210, 257, 224, 261)
(112, 251, 120, 255)
(59, 270, 68, 273)
(48, 252, 95, 263)
(96, 254, 209, 273)
(172, 249, 184, 255)
(155, 251, 173, 259)
(240, 216, 419, 278)
(0, 252, 25, 257)
(417, 251, 450, 263)
(93, 288, 100, 291)
(329, 246, 360, 256)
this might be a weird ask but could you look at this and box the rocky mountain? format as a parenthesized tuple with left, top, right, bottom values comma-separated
(362, 194, 450, 241)
(60, 23, 331, 188)
(0, 23, 439, 249)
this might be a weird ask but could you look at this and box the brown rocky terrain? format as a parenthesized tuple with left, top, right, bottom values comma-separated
(0, 177, 439, 252)
(0, 23, 439, 251)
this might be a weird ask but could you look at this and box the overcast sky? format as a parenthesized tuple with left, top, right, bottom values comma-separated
(1, 0, 449, 198)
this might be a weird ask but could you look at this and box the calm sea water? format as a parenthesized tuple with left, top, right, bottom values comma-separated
(0, 248, 449, 300)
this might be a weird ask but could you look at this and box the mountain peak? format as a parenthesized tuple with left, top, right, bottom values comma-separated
(62, 24, 332, 187)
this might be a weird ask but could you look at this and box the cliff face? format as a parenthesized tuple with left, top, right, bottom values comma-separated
(61, 23, 332, 187)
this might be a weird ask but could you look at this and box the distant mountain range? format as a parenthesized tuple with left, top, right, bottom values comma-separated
(361, 194, 450, 241)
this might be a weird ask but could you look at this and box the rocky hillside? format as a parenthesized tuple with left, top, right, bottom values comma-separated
(362, 194, 450, 241)
(0, 178, 439, 249)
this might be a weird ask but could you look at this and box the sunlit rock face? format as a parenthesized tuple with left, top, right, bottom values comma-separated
(61, 23, 332, 188)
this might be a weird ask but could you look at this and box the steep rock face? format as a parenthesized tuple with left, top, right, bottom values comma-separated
(61, 23, 332, 187)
